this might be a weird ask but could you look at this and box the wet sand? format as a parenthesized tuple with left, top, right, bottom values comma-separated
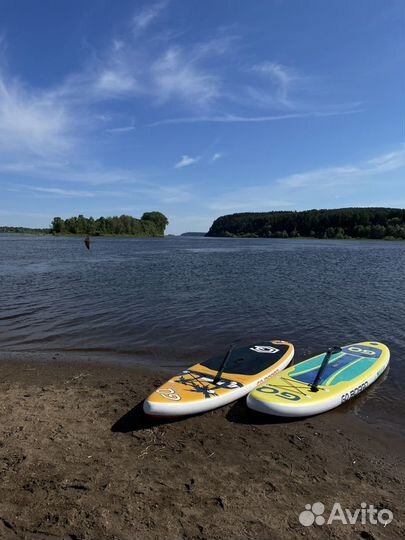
(0, 353, 403, 540)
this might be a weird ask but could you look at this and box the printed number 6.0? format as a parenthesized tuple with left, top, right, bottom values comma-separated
(256, 385, 300, 401)
(348, 346, 375, 356)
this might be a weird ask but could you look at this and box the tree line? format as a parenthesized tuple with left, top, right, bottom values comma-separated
(0, 226, 49, 234)
(206, 208, 405, 240)
(51, 212, 169, 236)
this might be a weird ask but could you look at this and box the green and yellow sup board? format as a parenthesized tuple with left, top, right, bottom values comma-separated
(247, 342, 390, 417)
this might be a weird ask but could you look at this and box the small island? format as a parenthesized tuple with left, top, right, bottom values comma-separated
(51, 212, 169, 237)
(206, 207, 405, 240)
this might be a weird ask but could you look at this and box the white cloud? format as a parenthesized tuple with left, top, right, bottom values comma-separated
(366, 149, 405, 173)
(95, 69, 138, 96)
(207, 146, 405, 213)
(1, 156, 192, 206)
(212, 152, 223, 161)
(277, 146, 405, 189)
(0, 72, 72, 157)
(50, 32, 228, 111)
(132, 1, 168, 34)
(106, 117, 135, 133)
(9, 184, 129, 198)
(150, 109, 360, 126)
(151, 46, 221, 106)
(106, 125, 135, 134)
(23, 186, 96, 197)
(251, 62, 297, 107)
(174, 155, 200, 169)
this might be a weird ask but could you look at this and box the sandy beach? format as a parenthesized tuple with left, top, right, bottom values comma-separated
(0, 353, 403, 540)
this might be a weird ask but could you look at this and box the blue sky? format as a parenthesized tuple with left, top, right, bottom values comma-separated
(0, 0, 404, 234)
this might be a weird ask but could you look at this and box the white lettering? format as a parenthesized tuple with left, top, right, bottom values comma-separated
(327, 503, 347, 525)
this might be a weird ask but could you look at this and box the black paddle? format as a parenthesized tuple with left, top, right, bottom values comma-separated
(212, 343, 235, 384)
(310, 345, 342, 392)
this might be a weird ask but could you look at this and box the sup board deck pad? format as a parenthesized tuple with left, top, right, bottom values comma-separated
(143, 340, 294, 417)
(247, 342, 390, 417)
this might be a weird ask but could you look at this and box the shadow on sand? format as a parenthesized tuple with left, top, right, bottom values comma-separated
(111, 397, 305, 433)
(111, 400, 192, 433)
(225, 397, 303, 426)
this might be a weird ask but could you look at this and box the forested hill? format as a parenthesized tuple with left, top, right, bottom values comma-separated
(206, 208, 405, 240)
(51, 212, 169, 237)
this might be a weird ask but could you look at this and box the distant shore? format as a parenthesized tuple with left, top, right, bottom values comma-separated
(0, 352, 403, 539)
(0, 231, 165, 238)
(1, 231, 404, 241)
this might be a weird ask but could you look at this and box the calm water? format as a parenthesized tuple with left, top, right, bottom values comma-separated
(0, 235, 404, 432)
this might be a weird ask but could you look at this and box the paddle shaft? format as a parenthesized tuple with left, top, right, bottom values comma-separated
(213, 344, 234, 384)
(310, 346, 342, 392)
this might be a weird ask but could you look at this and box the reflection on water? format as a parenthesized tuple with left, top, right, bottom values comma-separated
(0, 235, 404, 432)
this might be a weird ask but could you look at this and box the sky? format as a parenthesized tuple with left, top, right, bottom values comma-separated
(0, 0, 404, 234)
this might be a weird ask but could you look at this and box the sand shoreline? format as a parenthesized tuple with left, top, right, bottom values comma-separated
(0, 355, 403, 539)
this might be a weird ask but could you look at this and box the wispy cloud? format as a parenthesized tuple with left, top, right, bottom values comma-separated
(95, 69, 139, 96)
(9, 184, 128, 198)
(22, 186, 96, 197)
(174, 155, 200, 169)
(151, 45, 221, 106)
(51, 31, 230, 112)
(0, 71, 72, 157)
(106, 117, 135, 133)
(366, 149, 405, 173)
(150, 109, 361, 126)
(208, 146, 405, 213)
(250, 62, 298, 107)
(132, 1, 168, 34)
(1, 157, 193, 206)
(277, 146, 405, 189)
(211, 152, 223, 161)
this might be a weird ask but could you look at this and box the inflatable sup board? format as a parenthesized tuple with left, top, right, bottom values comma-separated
(247, 341, 389, 417)
(144, 341, 294, 417)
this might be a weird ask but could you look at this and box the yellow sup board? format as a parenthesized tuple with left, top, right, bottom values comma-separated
(144, 341, 294, 417)
(247, 342, 390, 417)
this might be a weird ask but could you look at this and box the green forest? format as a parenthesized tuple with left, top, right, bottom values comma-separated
(206, 208, 405, 240)
(51, 212, 169, 237)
